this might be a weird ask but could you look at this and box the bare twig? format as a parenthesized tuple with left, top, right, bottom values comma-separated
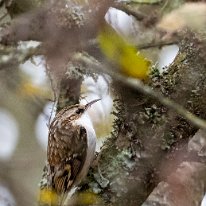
(138, 39, 179, 50)
(0, 45, 43, 69)
(0, 12, 8, 21)
(113, 2, 146, 21)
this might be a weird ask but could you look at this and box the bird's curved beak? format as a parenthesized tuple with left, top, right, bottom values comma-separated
(85, 98, 101, 110)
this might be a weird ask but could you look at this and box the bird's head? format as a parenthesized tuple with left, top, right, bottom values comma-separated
(63, 99, 101, 121)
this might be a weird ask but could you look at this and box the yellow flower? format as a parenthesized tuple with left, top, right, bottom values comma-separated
(98, 25, 151, 80)
(38, 188, 59, 205)
(76, 191, 101, 205)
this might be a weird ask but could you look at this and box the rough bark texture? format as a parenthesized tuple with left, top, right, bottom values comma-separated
(77, 32, 206, 205)
(143, 161, 206, 206)
(143, 129, 206, 206)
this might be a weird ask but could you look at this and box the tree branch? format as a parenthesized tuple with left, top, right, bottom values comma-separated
(74, 31, 206, 205)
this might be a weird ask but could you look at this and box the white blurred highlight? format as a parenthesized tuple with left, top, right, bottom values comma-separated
(35, 102, 55, 150)
(0, 185, 16, 206)
(81, 76, 113, 151)
(105, 7, 139, 39)
(158, 45, 179, 73)
(19, 41, 47, 86)
(0, 109, 19, 160)
(20, 56, 47, 86)
(201, 194, 206, 206)
(80, 76, 113, 125)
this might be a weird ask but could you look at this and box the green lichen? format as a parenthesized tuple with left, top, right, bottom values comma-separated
(161, 131, 176, 150)
(144, 104, 163, 124)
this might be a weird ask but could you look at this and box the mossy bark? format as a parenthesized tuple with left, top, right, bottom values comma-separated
(79, 32, 206, 205)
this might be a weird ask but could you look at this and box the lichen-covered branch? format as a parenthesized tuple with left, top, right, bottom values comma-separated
(75, 32, 206, 205)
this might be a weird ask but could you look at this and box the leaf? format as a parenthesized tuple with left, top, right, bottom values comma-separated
(75, 191, 101, 205)
(38, 188, 59, 205)
(98, 25, 151, 80)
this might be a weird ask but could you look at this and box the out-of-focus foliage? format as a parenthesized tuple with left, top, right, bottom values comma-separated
(98, 25, 151, 80)
(18, 82, 49, 98)
(39, 189, 101, 205)
(1, 0, 206, 205)
(72, 191, 101, 205)
(39, 188, 58, 205)
(157, 2, 206, 34)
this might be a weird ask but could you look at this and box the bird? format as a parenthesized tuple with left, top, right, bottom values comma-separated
(47, 99, 101, 199)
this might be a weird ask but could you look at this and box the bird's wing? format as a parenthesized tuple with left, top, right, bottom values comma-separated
(48, 123, 87, 194)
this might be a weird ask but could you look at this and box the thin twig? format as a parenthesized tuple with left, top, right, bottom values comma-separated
(113, 2, 146, 21)
(85, 37, 178, 53)
(138, 39, 179, 50)
(0, 45, 44, 70)
(0, 45, 43, 69)
(0, 12, 8, 21)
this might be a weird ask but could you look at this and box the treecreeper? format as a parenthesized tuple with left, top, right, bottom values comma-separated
(47, 99, 100, 205)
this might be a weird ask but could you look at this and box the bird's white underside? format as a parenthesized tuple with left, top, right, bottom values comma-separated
(72, 112, 96, 185)
(63, 113, 96, 203)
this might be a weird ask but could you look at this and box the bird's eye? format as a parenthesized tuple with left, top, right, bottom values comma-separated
(76, 108, 84, 114)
